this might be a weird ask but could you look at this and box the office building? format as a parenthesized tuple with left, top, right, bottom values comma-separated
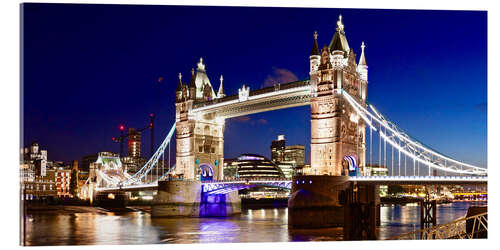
(270, 135, 305, 178)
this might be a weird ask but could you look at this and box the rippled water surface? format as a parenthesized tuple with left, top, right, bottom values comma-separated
(23, 201, 486, 245)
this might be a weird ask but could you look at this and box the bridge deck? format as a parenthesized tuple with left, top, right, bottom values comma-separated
(96, 176, 487, 192)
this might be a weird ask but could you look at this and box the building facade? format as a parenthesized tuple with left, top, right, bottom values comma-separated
(55, 167, 71, 197)
(20, 142, 58, 201)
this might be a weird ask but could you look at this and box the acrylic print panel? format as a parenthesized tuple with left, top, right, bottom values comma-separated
(20, 3, 487, 246)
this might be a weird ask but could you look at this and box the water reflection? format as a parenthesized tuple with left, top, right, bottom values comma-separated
(377, 201, 486, 240)
(25, 202, 485, 245)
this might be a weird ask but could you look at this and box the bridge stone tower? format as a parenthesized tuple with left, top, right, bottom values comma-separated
(308, 15, 368, 176)
(175, 58, 225, 181)
(152, 59, 238, 218)
(289, 15, 371, 229)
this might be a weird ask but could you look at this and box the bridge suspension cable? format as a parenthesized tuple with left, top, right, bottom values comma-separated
(342, 90, 487, 176)
(121, 122, 177, 185)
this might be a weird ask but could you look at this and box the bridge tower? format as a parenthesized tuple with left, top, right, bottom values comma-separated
(152, 59, 237, 218)
(309, 15, 368, 176)
(175, 58, 225, 181)
(289, 15, 372, 229)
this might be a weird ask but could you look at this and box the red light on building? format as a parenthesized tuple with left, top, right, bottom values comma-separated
(119, 125, 125, 131)
(150, 113, 154, 117)
(149, 123, 153, 127)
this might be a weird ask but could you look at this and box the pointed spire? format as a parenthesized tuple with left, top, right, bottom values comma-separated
(218, 75, 225, 98)
(330, 31, 344, 52)
(311, 31, 320, 56)
(176, 72, 183, 91)
(358, 41, 367, 66)
(189, 68, 196, 88)
(329, 14, 350, 54)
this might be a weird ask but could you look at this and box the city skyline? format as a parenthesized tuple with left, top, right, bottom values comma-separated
(22, 4, 487, 167)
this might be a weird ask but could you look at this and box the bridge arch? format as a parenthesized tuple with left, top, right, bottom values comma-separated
(198, 164, 214, 181)
(343, 154, 359, 176)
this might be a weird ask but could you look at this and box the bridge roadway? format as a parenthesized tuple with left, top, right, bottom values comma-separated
(95, 175, 487, 193)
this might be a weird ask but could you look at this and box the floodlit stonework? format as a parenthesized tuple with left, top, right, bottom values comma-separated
(176, 59, 225, 181)
(309, 15, 367, 176)
(176, 15, 369, 180)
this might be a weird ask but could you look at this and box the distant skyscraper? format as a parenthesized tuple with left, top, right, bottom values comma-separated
(270, 135, 286, 162)
(270, 135, 305, 178)
(128, 128, 142, 158)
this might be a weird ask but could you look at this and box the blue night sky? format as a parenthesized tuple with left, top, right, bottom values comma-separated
(22, 4, 487, 168)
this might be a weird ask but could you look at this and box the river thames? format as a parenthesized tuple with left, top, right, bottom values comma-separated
(23, 201, 486, 245)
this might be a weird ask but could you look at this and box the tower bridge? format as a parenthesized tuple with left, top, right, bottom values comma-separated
(86, 15, 487, 229)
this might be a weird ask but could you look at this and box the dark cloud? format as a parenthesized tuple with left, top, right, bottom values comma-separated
(233, 116, 251, 122)
(257, 119, 267, 124)
(231, 116, 267, 125)
(262, 68, 299, 87)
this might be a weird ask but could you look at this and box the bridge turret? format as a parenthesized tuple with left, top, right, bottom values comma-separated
(357, 41, 368, 81)
(176, 72, 184, 102)
(329, 15, 350, 58)
(217, 75, 225, 98)
(189, 68, 196, 100)
(192, 58, 216, 101)
(357, 42, 368, 100)
(310, 31, 320, 74)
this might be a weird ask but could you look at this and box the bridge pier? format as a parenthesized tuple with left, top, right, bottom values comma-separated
(94, 191, 128, 208)
(288, 175, 350, 228)
(288, 176, 380, 232)
(151, 180, 241, 217)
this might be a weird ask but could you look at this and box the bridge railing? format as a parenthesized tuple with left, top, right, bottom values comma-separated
(350, 176, 488, 181)
(390, 212, 487, 240)
(205, 177, 292, 183)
